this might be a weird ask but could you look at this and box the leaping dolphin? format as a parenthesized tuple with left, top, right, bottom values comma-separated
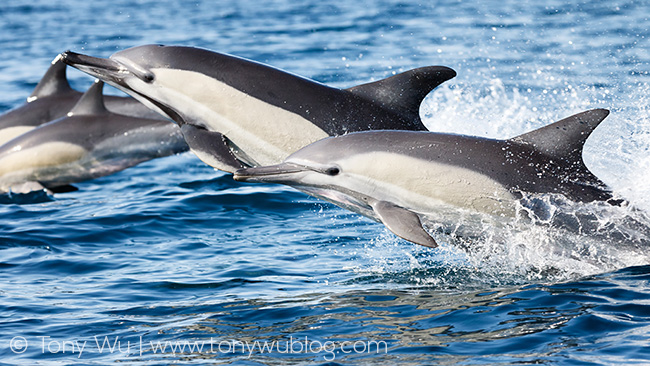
(234, 109, 616, 247)
(0, 54, 167, 146)
(60, 45, 456, 172)
(0, 80, 188, 194)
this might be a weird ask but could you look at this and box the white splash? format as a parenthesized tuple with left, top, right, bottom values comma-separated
(348, 78, 650, 285)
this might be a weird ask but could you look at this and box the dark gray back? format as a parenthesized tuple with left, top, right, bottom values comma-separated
(288, 109, 613, 203)
(109, 45, 456, 133)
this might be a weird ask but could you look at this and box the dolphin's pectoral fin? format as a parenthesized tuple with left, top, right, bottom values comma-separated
(371, 200, 438, 248)
(223, 136, 259, 168)
(180, 124, 247, 173)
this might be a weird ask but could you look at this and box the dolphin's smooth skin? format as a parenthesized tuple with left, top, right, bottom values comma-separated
(234, 109, 616, 248)
(60, 45, 456, 172)
(0, 54, 167, 146)
(0, 80, 188, 194)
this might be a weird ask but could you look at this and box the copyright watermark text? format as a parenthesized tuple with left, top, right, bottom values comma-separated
(8, 335, 387, 361)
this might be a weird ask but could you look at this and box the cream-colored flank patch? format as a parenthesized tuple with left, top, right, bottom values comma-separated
(339, 152, 517, 216)
(0, 126, 35, 146)
(0, 142, 87, 176)
(149, 69, 329, 166)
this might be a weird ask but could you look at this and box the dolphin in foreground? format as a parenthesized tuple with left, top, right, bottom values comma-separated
(0, 54, 167, 146)
(60, 45, 456, 172)
(234, 109, 616, 247)
(0, 80, 188, 194)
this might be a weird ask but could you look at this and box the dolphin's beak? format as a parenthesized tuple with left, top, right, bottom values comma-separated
(61, 50, 177, 122)
(62, 51, 155, 84)
(234, 163, 307, 183)
(60, 51, 127, 84)
(61, 51, 128, 86)
(61, 51, 123, 73)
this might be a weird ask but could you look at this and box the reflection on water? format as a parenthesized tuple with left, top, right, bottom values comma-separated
(89, 265, 650, 364)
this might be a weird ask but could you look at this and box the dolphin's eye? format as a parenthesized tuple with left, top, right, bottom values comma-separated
(325, 166, 340, 176)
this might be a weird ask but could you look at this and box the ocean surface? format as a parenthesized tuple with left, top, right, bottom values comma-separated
(1, 0, 650, 364)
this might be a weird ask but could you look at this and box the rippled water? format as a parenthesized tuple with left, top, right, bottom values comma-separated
(1, 0, 650, 364)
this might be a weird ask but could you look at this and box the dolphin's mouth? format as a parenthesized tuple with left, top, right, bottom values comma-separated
(61, 51, 125, 81)
(235, 162, 344, 182)
(62, 51, 182, 123)
(61, 51, 154, 84)
(235, 165, 377, 220)
(234, 163, 307, 183)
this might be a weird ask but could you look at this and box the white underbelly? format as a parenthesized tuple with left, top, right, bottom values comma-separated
(134, 69, 329, 166)
(0, 142, 87, 191)
(0, 126, 35, 146)
(342, 152, 518, 216)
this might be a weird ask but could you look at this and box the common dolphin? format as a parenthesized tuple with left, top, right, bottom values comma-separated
(0, 54, 167, 145)
(0, 80, 188, 194)
(234, 109, 615, 247)
(60, 45, 456, 172)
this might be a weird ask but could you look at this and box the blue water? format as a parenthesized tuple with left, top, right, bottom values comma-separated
(1, 0, 650, 364)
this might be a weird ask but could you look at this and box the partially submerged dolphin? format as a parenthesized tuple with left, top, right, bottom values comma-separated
(0, 80, 188, 194)
(61, 45, 456, 172)
(0, 54, 166, 146)
(234, 109, 615, 247)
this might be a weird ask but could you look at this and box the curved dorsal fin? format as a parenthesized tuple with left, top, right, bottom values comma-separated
(510, 109, 611, 194)
(345, 66, 456, 124)
(67, 79, 109, 116)
(510, 109, 609, 160)
(28, 54, 74, 101)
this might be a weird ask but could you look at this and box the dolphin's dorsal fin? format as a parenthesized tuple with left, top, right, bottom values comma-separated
(510, 109, 611, 193)
(510, 109, 609, 160)
(67, 80, 109, 116)
(28, 54, 74, 101)
(346, 66, 456, 124)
